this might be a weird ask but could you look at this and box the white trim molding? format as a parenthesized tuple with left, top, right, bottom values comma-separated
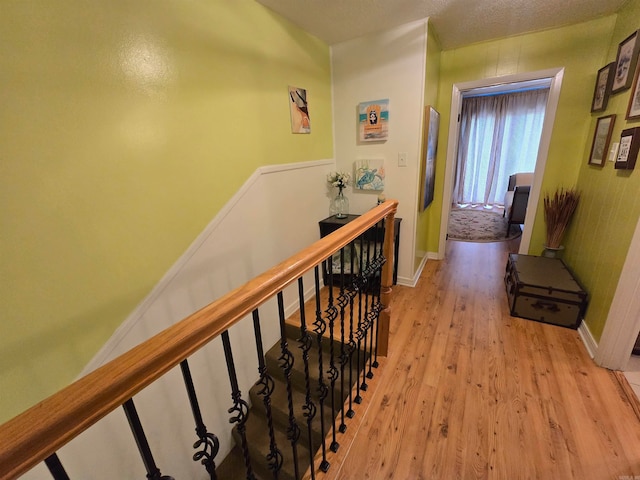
(578, 320, 598, 359)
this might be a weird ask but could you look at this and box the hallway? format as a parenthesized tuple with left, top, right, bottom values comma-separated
(322, 240, 640, 479)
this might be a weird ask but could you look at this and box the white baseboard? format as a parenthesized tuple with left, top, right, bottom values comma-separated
(578, 319, 598, 359)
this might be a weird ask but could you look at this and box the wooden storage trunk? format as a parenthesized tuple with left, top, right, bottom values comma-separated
(504, 254, 588, 329)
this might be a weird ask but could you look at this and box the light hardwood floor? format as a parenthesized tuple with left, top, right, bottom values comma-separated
(318, 239, 640, 479)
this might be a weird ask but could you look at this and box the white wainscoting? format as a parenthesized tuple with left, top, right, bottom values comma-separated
(22, 159, 335, 479)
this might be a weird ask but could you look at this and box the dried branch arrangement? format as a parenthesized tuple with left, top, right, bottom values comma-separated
(544, 188, 580, 249)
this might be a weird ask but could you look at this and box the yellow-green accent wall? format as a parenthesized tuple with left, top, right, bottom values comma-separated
(416, 22, 442, 256)
(0, 0, 332, 422)
(431, 16, 617, 255)
(564, 1, 640, 341)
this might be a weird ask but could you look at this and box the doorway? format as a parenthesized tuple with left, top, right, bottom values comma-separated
(438, 68, 565, 258)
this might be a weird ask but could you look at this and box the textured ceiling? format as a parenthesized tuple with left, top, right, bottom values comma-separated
(255, 0, 628, 49)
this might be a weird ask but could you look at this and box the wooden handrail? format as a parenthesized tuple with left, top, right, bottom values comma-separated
(0, 200, 398, 480)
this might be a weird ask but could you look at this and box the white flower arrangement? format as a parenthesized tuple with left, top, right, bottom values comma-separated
(327, 171, 351, 190)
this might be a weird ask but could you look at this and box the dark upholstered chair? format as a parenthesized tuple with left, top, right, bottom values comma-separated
(503, 172, 533, 236)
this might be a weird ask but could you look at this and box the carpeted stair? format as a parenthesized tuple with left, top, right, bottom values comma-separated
(216, 321, 368, 479)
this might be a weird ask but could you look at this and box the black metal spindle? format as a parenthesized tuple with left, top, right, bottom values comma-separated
(276, 292, 301, 479)
(44, 453, 70, 480)
(360, 235, 371, 392)
(252, 309, 283, 478)
(354, 234, 366, 405)
(372, 220, 386, 368)
(296, 278, 317, 480)
(325, 261, 340, 453)
(180, 359, 220, 479)
(337, 248, 349, 434)
(122, 398, 175, 480)
(346, 242, 357, 418)
(313, 266, 330, 472)
(221, 331, 255, 480)
(367, 221, 383, 378)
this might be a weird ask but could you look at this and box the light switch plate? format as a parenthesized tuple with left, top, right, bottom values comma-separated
(398, 152, 408, 167)
(609, 142, 619, 162)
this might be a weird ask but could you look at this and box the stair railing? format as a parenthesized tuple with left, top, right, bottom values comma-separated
(0, 200, 398, 480)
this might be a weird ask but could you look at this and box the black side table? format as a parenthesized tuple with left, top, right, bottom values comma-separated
(318, 214, 401, 286)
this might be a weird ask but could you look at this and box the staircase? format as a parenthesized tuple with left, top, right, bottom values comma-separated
(217, 320, 369, 479)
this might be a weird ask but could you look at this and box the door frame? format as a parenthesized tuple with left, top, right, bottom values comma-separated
(594, 214, 640, 369)
(438, 67, 565, 258)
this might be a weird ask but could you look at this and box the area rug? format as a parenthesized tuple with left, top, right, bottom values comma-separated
(448, 208, 522, 242)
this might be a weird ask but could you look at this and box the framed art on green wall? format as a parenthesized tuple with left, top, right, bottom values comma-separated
(612, 30, 640, 94)
(591, 63, 614, 112)
(615, 127, 640, 170)
(589, 115, 616, 166)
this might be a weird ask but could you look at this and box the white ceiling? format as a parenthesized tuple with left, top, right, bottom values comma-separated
(255, 0, 628, 49)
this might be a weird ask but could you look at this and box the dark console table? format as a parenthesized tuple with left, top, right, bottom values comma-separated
(319, 214, 401, 286)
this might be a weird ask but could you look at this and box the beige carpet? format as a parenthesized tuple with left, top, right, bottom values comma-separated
(448, 208, 521, 242)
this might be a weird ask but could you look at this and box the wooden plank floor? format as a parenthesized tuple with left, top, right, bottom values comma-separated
(318, 239, 640, 479)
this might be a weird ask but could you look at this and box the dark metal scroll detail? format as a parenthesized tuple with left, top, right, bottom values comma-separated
(180, 359, 220, 479)
(346, 243, 358, 418)
(313, 265, 330, 472)
(297, 277, 317, 480)
(337, 248, 350, 434)
(44, 453, 70, 480)
(122, 398, 175, 480)
(276, 292, 301, 479)
(221, 331, 255, 480)
(325, 266, 340, 454)
(252, 309, 283, 477)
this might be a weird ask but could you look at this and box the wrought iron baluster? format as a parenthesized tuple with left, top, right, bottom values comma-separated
(325, 261, 340, 453)
(252, 309, 283, 478)
(180, 359, 220, 479)
(372, 219, 386, 368)
(44, 453, 69, 480)
(337, 248, 350, 434)
(313, 266, 330, 472)
(346, 242, 357, 418)
(221, 331, 255, 480)
(122, 399, 175, 480)
(354, 234, 366, 404)
(360, 234, 371, 392)
(297, 277, 317, 480)
(276, 292, 301, 479)
(367, 220, 383, 378)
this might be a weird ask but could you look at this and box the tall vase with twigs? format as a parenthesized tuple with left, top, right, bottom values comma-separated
(543, 188, 580, 258)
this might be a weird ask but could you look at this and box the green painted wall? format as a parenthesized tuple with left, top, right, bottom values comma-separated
(416, 22, 442, 256)
(564, 1, 640, 341)
(0, 0, 332, 422)
(430, 16, 617, 254)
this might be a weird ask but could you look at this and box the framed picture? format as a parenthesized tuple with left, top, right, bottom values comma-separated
(358, 99, 389, 142)
(615, 127, 640, 170)
(419, 106, 440, 211)
(354, 159, 385, 191)
(588, 115, 616, 166)
(612, 30, 640, 93)
(289, 86, 310, 134)
(627, 63, 640, 119)
(591, 63, 615, 112)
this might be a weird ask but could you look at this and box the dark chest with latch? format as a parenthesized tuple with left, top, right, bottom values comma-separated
(505, 253, 588, 329)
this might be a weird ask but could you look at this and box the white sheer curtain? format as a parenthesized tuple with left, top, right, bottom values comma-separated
(453, 88, 549, 206)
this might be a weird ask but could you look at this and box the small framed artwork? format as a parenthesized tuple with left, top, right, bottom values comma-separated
(591, 63, 614, 112)
(289, 86, 310, 134)
(419, 106, 440, 211)
(615, 127, 640, 170)
(612, 30, 640, 94)
(358, 99, 389, 142)
(588, 115, 616, 166)
(627, 63, 640, 119)
(354, 159, 385, 191)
